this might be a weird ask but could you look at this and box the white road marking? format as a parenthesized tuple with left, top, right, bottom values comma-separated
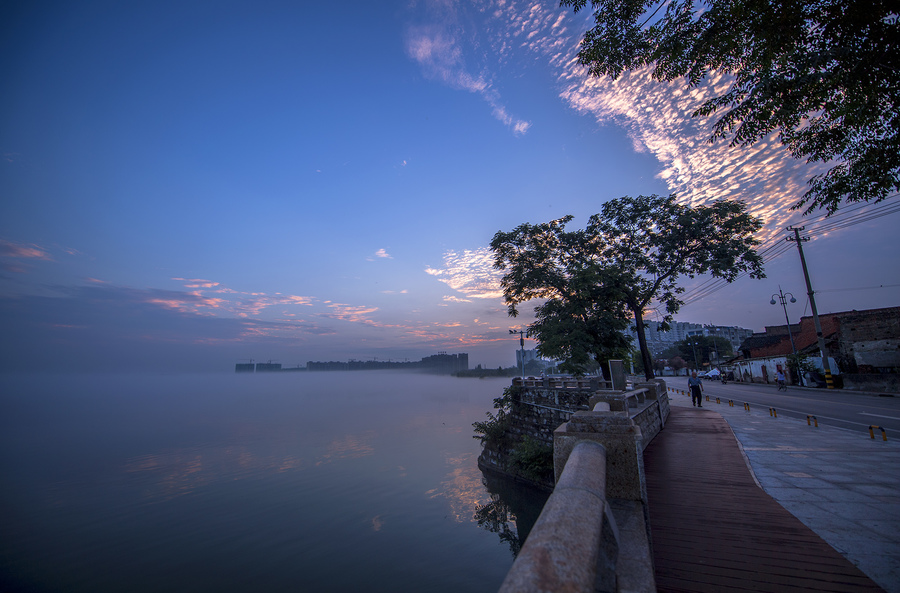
(859, 412, 900, 421)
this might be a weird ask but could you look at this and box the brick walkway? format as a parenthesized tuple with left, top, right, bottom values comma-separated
(643, 406, 884, 592)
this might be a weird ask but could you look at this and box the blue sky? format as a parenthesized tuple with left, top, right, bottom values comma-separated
(2, 0, 898, 372)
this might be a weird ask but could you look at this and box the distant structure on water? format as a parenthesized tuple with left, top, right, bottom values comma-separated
(236, 353, 468, 375)
(235, 360, 282, 373)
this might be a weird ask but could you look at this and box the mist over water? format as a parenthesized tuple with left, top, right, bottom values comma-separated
(0, 371, 546, 593)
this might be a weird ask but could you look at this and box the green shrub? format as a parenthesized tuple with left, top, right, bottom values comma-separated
(472, 387, 518, 445)
(510, 436, 554, 483)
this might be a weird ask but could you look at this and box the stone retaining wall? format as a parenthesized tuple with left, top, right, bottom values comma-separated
(477, 379, 670, 490)
(477, 384, 595, 489)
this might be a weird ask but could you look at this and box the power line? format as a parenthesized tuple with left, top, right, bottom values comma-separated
(676, 194, 900, 308)
(816, 283, 900, 294)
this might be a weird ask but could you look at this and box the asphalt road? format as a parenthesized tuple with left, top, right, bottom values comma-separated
(665, 378, 900, 437)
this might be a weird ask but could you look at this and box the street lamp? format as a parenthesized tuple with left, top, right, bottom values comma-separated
(771, 286, 803, 386)
(688, 334, 699, 369)
(510, 329, 525, 380)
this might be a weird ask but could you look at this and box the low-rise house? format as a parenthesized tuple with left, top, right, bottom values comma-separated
(734, 306, 900, 392)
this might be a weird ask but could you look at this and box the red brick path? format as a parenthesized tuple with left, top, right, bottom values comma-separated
(643, 406, 884, 592)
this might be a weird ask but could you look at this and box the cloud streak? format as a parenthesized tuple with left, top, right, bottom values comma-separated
(406, 2, 531, 135)
(425, 248, 503, 300)
(425, 0, 827, 244)
(0, 239, 52, 260)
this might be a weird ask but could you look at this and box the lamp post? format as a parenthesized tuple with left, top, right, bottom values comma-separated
(771, 286, 803, 387)
(688, 334, 699, 370)
(510, 329, 525, 380)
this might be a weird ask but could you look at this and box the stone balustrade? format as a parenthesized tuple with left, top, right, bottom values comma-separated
(512, 376, 614, 391)
(496, 379, 668, 592)
(498, 440, 618, 593)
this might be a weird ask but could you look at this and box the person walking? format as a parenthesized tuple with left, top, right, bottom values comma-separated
(688, 371, 703, 407)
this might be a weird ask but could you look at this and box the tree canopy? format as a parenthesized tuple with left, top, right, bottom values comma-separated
(491, 194, 764, 380)
(492, 218, 633, 375)
(561, 0, 900, 215)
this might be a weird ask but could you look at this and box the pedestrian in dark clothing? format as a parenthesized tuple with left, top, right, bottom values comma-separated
(688, 371, 703, 407)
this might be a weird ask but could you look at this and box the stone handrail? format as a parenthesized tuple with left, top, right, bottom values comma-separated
(496, 381, 667, 592)
(498, 440, 618, 593)
(512, 376, 614, 390)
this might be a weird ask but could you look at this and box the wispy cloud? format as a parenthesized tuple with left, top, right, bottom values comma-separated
(425, 247, 503, 299)
(556, 66, 819, 243)
(446, 0, 827, 243)
(405, 2, 531, 135)
(172, 277, 220, 289)
(0, 238, 54, 274)
(322, 302, 382, 326)
(165, 278, 315, 318)
(365, 248, 393, 261)
(0, 239, 52, 261)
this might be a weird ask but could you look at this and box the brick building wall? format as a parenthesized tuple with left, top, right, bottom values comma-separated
(742, 307, 899, 365)
(835, 307, 900, 373)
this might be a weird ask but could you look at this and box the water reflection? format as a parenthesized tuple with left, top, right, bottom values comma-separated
(427, 453, 493, 523)
(1, 372, 529, 592)
(316, 431, 376, 465)
(123, 427, 382, 502)
(124, 443, 311, 502)
(475, 468, 550, 557)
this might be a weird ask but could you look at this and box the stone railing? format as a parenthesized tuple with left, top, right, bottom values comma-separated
(497, 380, 668, 592)
(498, 440, 618, 593)
(512, 376, 614, 391)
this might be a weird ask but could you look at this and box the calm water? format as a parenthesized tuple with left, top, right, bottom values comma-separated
(0, 371, 548, 593)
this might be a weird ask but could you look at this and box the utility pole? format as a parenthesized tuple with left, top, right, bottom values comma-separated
(787, 226, 834, 388)
(708, 324, 720, 367)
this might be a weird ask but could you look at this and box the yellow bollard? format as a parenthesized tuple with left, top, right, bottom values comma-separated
(729, 400, 734, 407)
(807, 415, 818, 427)
(869, 425, 887, 441)
(744, 402, 750, 411)
(769, 408, 777, 417)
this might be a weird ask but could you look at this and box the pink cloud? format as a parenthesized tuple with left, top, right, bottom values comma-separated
(0, 239, 51, 261)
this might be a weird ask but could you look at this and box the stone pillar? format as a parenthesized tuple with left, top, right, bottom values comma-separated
(609, 359, 626, 391)
(554, 411, 647, 503)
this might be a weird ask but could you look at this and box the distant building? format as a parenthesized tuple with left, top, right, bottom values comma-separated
(255, 362, 282, 372)
(306, 361, 351, 371)
(235, 363, 255, 373)
(515, 348, 554, 371)
(306, 352, 468, 374)
(420, 352, 468, 374)
(625, 320, 753, 357)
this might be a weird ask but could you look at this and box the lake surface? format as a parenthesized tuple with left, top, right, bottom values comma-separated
(0, 371, 549, 593)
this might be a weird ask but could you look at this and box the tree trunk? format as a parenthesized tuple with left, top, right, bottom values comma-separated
(633, 310, 655, 380)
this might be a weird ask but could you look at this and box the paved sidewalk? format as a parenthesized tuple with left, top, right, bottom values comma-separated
(666, 389, 900, 592)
